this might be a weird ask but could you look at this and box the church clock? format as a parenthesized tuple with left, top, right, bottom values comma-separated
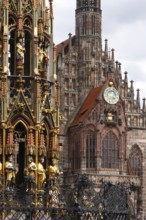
(103, 87, 119, 105)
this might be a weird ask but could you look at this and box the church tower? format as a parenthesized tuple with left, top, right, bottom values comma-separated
(57, 0, 103, 120)
(76, 0, 102, 98)
(0, 0, 60, 189)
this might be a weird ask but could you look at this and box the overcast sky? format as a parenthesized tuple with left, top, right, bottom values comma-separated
(53, 0, 146, 102)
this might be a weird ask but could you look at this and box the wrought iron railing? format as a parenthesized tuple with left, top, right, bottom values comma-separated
(0, 174, 137, 220)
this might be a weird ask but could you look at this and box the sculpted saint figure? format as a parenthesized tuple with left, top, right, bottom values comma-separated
(47, 158, 60, 183)
(0, 160, 2, 186)
(37, 156, 46, 190)
(16, 38, 25, 63)
(5, 155, 15, 190)
(25, 156, 36, 192)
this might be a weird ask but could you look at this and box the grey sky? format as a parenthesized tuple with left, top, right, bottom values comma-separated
(53, 0, 146, 101)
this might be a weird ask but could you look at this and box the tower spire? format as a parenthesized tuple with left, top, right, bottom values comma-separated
(104, 39, 108, 57)
(136, 89, 140, 111)
(143, 98, 146, 113)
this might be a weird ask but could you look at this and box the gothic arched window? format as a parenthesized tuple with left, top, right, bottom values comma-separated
(91, 15, 95, 35)
(71, 136, 80, 169)
(129, 145, 142, 176)
(102, 132, 119, 168)
(86, 131, 96, 168)
(82, 15, 87, 35)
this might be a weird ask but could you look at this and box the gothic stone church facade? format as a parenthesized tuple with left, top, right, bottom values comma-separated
(57, 0, 146, 218)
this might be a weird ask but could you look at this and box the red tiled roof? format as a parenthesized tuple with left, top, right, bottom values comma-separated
(56, 35, 76, 56)
(56, 38, 69, 56)
(71, 86, 103, 127)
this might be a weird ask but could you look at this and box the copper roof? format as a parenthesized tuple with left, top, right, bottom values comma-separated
(71, 86, 103, 127)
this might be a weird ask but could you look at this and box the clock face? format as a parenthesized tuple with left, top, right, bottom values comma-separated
(103, 87, 119, 104)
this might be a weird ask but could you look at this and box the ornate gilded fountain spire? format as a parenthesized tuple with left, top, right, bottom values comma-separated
(0, 0, 60, 196)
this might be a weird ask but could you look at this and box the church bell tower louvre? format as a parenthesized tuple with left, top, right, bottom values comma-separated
(0, 0, 60, 191)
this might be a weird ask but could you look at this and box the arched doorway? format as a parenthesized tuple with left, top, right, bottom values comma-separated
(13, 122, 27, 186)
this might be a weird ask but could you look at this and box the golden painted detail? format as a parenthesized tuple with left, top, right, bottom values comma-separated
(55, 81, 60, 106)
(0, 134, 2, 155)
(27, 128, 36, 155)
(9, 0, 18, 14)
(37, 156, 46, 190)
(108, 80, 113, 87)
(106, 112, 113, 122)
(48, 149, 60, 160)
(38, 146, 46, 156)
(38, 129, 46, 156)
(17, 102, 25, 113)
(5, 145, 15, 155)
(24, 156, 36, 192)
(47, 158, 60, 180)
(5, 155, 15, 190)
(38, 43, 49, 75)
(42, 108, 56, 115)
(48, 186, 60, 207)
(6, 126, 15, 155)
(0, 161, 2, 187)
(59, 113, 64, 121)
(47, 157, 60, 207)
(22, 0, 32, 14)
(0, 0, 60, 195)
(27, 145, 36, 156)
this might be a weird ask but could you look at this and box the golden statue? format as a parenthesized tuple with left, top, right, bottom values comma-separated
(5, 155, 15, 190)
(27, 156, 36, 177)
(106, 112, 113, 122)
(38, 44, 49, 72)
(47, 158, 60, 180)
(38, 47, 44, 65)
(0, 42, 2, 66)
(25, 156, 36, 192)
(0, 160, 2, 186)
(37, 156, 46, 190)
(71, 191, 78, 206)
